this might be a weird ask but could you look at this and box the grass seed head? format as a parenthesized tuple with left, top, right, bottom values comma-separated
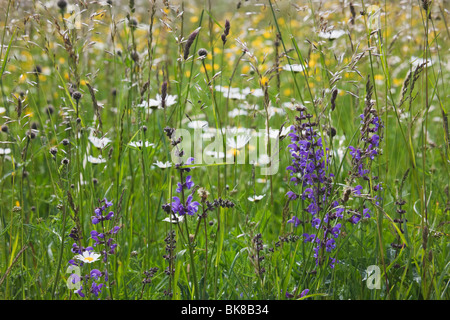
(57, 0, 67, 11)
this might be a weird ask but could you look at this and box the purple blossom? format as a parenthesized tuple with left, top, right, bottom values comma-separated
(373, 183, 382, 192)
(349, 214, 361, 224)
(329, 223, 342, 238)
(306, 202, 319, 215)
(303, 233, 317, 243)
(358, 164, 369, 177)
(326, 238, 336, 252)
(110, 226, 121, 234)
(299, 289, 309, 298)
(185, 195, 200, 216)
(329, 257, 338, 269)
(171, 196, 185, 215)
(90, 269, 102, 280)
(286, 191, 299, 200)
(349, 146, 361, 161)
(335, 207, 345, 218)
(68, 259, 78, 266)
(370, 134, 380, 147)
(104, 198, 113, 208)
(301, 188, 314, 200)
(90, 230, 105, 247)
(311, 217, 321, 229)
(285, 290, 295, 299)
(354, 185, 363, 195)
(91, 216, 100, 225)
(287, 216, 301, 228)
(105, 211, 114, 220)
(176, 175, 195, 193)
(75, 286, 85, 298)
(90, 282, 103, 297)
(172, 194, 200, 216)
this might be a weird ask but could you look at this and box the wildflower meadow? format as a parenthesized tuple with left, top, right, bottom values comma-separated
(0, 0, 449, 304)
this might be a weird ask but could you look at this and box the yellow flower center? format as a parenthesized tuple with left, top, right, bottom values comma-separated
(84, 257, 94, 262)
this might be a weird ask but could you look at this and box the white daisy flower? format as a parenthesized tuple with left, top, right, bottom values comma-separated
(147, 94, 178, 109)
(248, 194, 266, 202)
(187, 120, 209, 129)
(154, 160, 172, 169)
(282, 64, 307, 73)
(257, 154, 271, 165)
(410, 56, 433, 68)
(267, 106, 285, 117)
(224, 91, 247, 100)
(249, 88, 264, 97)
(318, 29, 346, 40)
(282, 101, 299, 111)
(226, 134, 252, 149)
(74, 251, 101, 264)
(0, 107, 6, 114)
(238, 102, 260, 110)
(202, 132, 217, 140)
(129, 140, 155, 148)
(334, 135, 346, 164)
(214, 85, 229, 93)
(228, 109, 248, 118)
(0, 148, 12, 155)
(88, 134, 111, 149)
(88, 155, 107, 164)
(163, 215, 185, 224)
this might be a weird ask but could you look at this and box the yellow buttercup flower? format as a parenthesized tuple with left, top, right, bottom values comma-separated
(260, 76, 269, 87)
